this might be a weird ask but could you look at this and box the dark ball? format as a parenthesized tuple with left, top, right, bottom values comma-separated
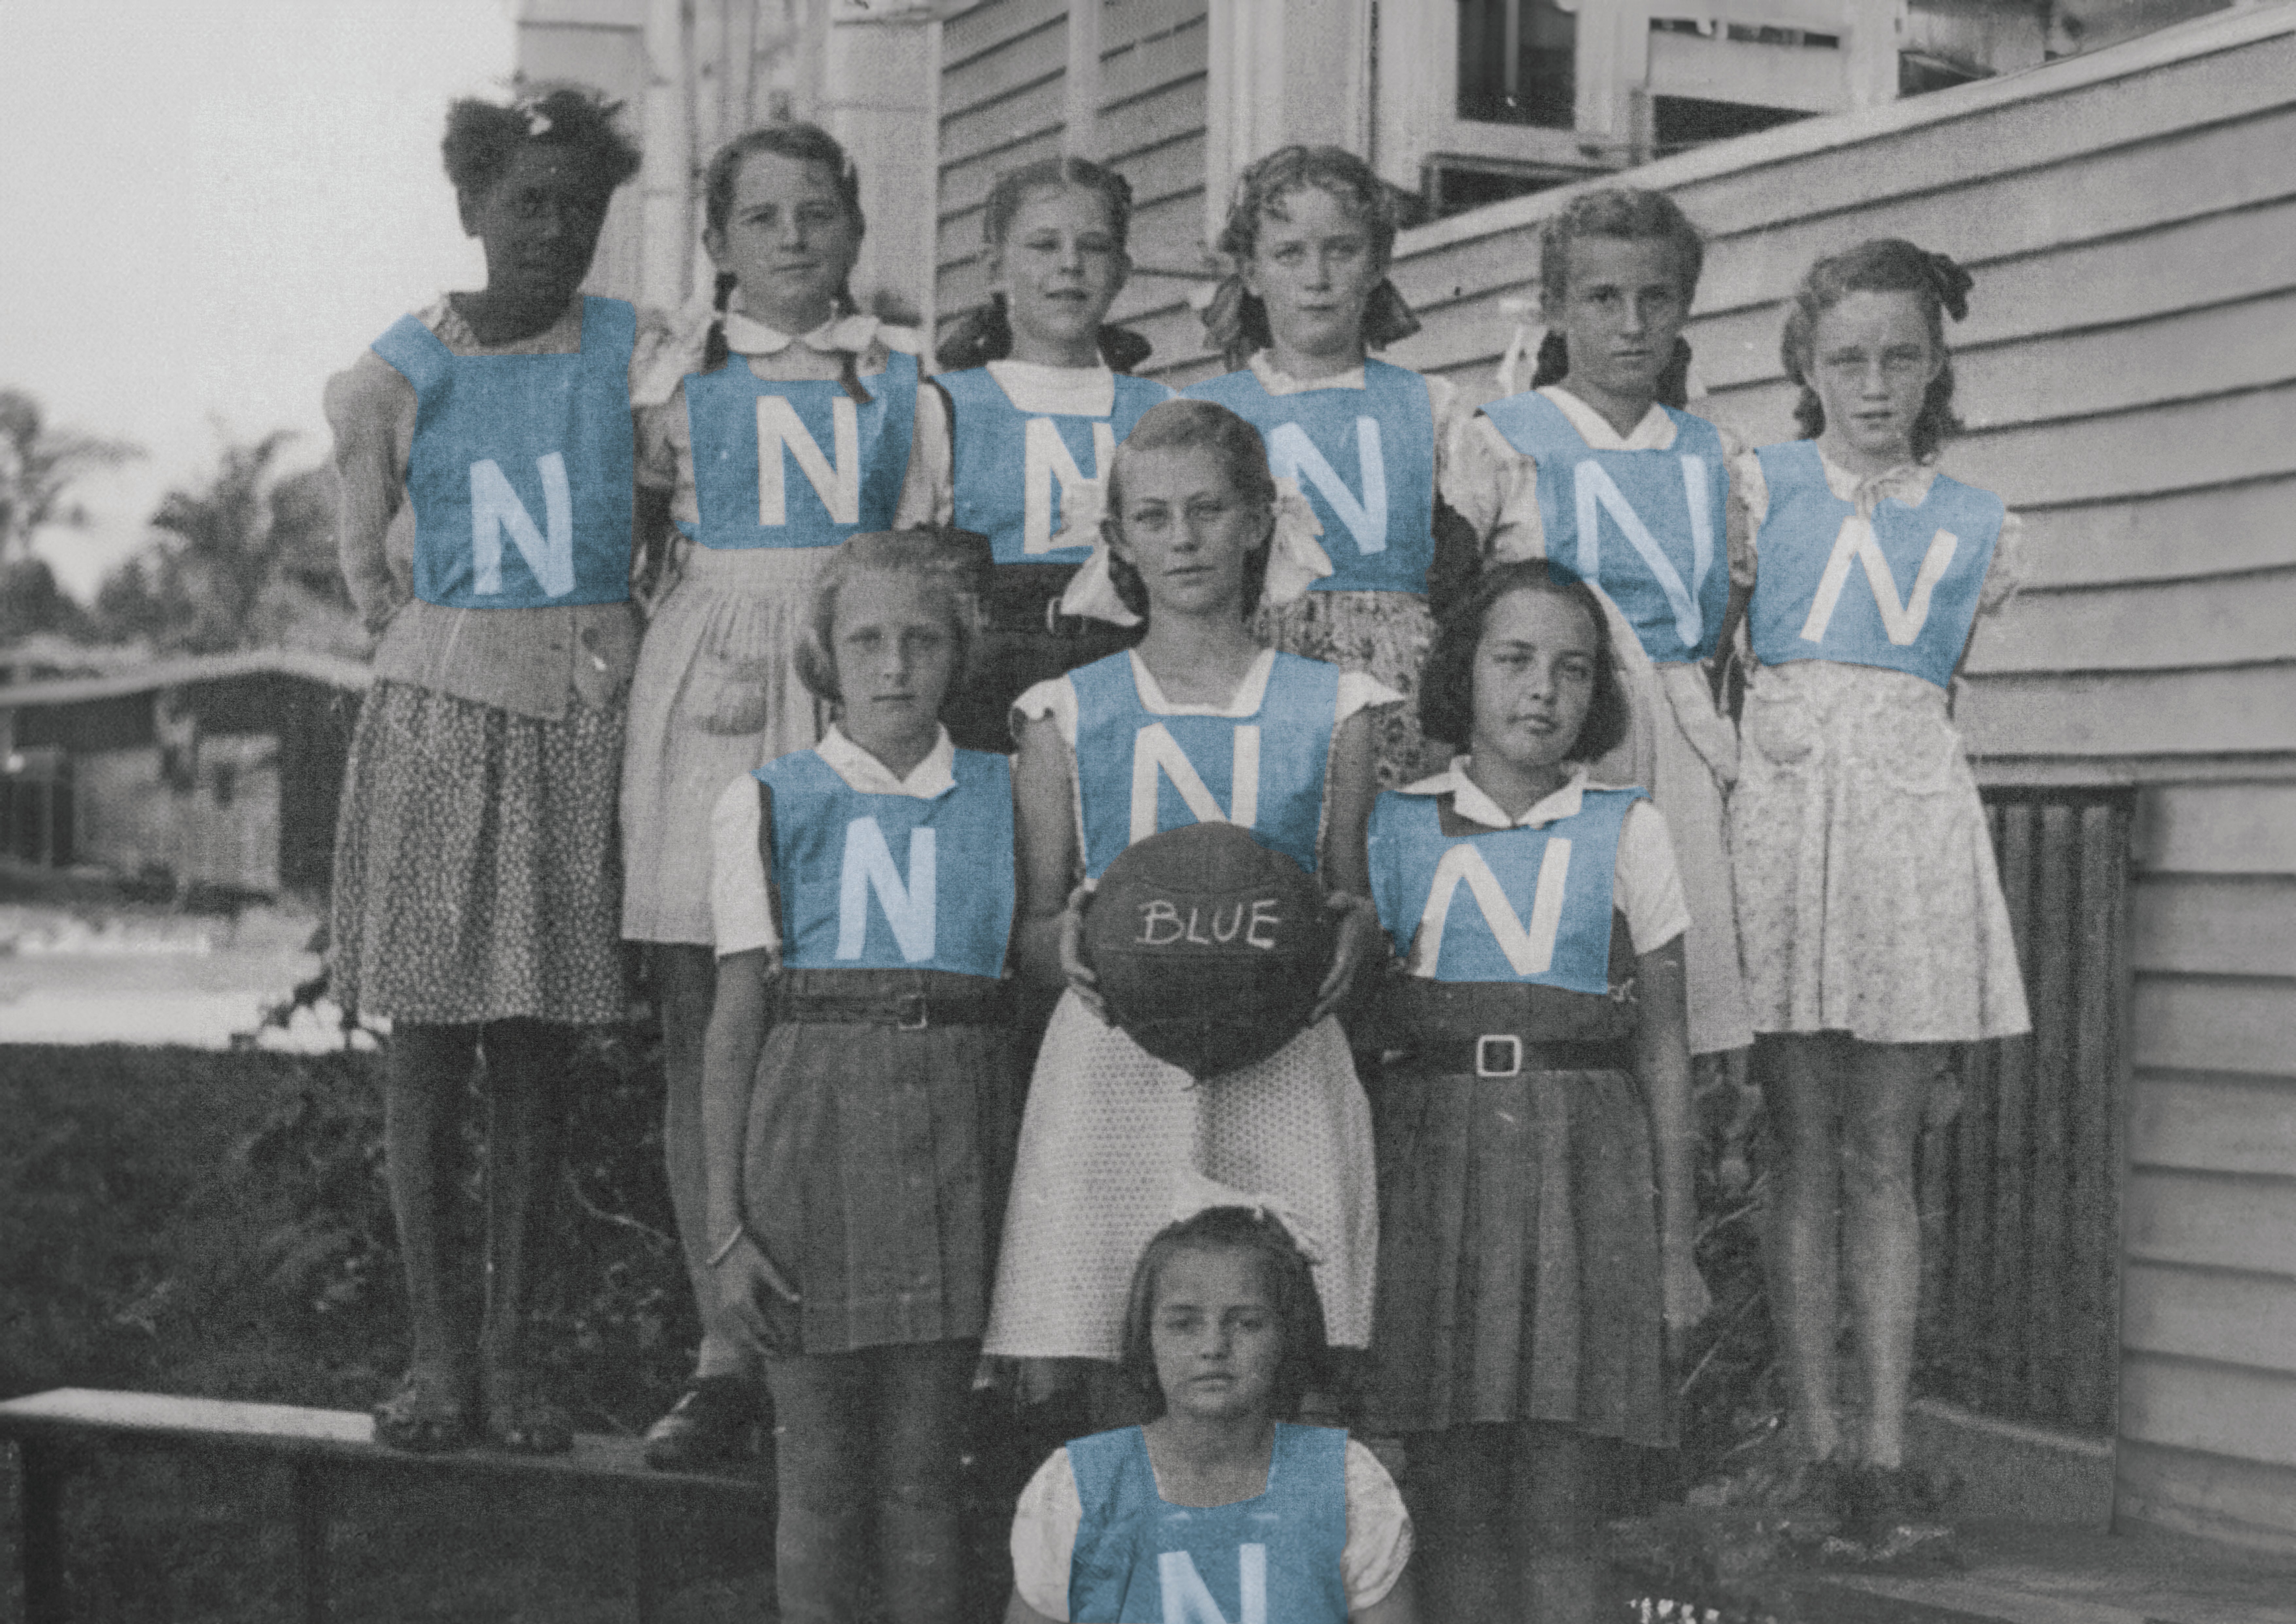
(1083, 822, 1333, 1080)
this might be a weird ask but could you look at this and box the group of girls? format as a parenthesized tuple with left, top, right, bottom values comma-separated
(326, 78, 2029, 1624)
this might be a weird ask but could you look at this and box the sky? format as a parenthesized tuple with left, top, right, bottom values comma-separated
(0, 1, 519, 598)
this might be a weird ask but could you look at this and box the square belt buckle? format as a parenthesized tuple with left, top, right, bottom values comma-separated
(1044, 597, 1076, 637)
(897, 993, 931, 1031)
(1475, 1033, 1523, 1078)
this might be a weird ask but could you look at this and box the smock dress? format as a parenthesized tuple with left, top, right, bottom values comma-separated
(1470, 384, 1754, 1056)
(706, 725, 1019, 1350)
(1009, 1424, 1413, 1623)
(896, 358, 1173, 752)
(619, 305, 926, 946)
(1184, 352, 1527, 788)
(982, 648, 1396, 1360)
(1364, 763, 1691, 1446)
(326, 292, 678, 1025)
(1729, 442, 2031, 1043)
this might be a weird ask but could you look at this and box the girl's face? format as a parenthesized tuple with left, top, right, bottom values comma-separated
(990, 185, 1130, 362)
(1242, 185, 1384, 368)
(1108, 445, 1269, 619)
(1806, 288, 1942, 468)
(1151, 1247, 1284, 1424)
(829, 570, 959, 755)
(706, 150, 863, 332)
(461, 145, 614, 309)
(1470, 588, 1600, 773)
(1549, 234, 1691, 412)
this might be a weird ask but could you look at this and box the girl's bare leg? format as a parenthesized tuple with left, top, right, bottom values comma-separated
(382, 1022, 481, 1408)
(1515, 1421, 1599, 1623)
(1840, 1042, 1936, 1469)
(1759, 1032, 1847, 1463)
(655, 943, 757, 1381)
(1410, 1425, 1511, 1624)
(478, 1017, 575, 1445)
(875, 1342, 977, 1624)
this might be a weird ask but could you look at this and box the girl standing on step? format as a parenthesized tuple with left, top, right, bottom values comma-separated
(618, 123, 927, 1470)
(1186, 145, 1524, 788)
(326, 86, 667, 1455)
(1732, 239, 2030, 1531)
(703, 529, 1019, 1623)
(1472, 187, 1755, 1064)
(900, 155, 1174, 752)
(1365, 561, 1709, 1622)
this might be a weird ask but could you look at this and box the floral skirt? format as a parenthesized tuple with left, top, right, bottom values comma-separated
(1254, 589, 1435, 789)
(620, 545, 831, 944)
(328, 679, 627, 1026)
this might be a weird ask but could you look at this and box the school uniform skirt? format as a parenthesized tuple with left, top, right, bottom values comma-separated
(741, 968, 1021, 1354)
(328, 678, 628, 1027)
(943, 562, 1139, 754)
(1255, 590, 1437, 790)
(621, 545, 831, 945)
(1367, 1027, 1672, 1447)
(984, 993, 1379, 1360)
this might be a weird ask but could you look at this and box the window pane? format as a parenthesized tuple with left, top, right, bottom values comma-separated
(1457, 0, 1576, 128)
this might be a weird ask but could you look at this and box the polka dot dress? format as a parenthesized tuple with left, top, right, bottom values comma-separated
(330, 678, 628, 1027)
(1255, 590, 1439, 790)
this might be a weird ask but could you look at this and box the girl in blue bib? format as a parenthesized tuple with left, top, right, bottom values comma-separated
(619, 123, 930, 1467)
(1731, 241, 2030, 1527)
(325, 89, 670, 1455)
(1472, 189, 1753, 1063)
(701, 530, 1018, 1622)
(1187, 147, 1517, 789)
(1008, 1200, 1417, 1622)
(983, 400, 1392, 1417)
(1364, 561, 1710, 1622)
(901, 157, 1175, 751)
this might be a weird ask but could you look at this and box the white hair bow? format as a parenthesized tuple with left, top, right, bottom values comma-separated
(1167, 1169, 1326, 1266)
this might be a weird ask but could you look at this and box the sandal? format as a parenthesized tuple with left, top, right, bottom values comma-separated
(481, 1370, 575, 1455)
(373, 1372, 478, 1453)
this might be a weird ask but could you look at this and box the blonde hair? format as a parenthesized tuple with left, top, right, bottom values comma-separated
(793, 530, 988, 706)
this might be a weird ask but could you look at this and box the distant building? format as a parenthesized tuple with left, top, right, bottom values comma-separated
(0, 649, 367, 899)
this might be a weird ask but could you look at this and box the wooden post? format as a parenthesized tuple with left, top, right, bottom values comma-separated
(1063, 0, 1103, 160)
(291, 1460, 330, 1624)
(19, 1440, 67, 1624)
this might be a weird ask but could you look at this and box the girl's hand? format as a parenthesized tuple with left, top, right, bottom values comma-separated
(1663, 1241, 1713, 1337)
(1308, 892, 1382, 1028)
(1056, 884, 1113, 1024)
(715, 1232, 802, 1358)
(1013, 1357, 1078, 1408)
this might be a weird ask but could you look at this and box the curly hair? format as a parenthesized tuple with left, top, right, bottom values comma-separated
(1780, 237, 1973, 463)
(793, 529, 989, 709)
(937, 155, 1150, 373)
(1116, 1206, 1331, 1421)
(1418, 559, 1631, 758)
(1102, 399, 1275, 623)
(1202, 145, 1420, 371)
(700, 123, 866, 373)
(1527, 187, 1706, 410)
(441, 84, 642, 200)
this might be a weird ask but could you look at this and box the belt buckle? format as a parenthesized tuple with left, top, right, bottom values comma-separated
(1475, 1033, 1522, 1078)
(1044, 596, 1069, 637)
(897, 992, 930, 1031)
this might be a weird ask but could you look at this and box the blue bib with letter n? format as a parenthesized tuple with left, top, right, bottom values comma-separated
(1185, 360, 1437, 595)
(373, 296, 637, 609)
(681, 351, 919, 549)
(1070, 652, 1339, 882)
(1067, 1424, 1350, 1624)
(753, 745, 1014, 977)
(1479, 390, 1731, 664)
(1748, 439, 2004, 690)
(938, 367, 1170, 566)
(1367, 784, 1642, 993)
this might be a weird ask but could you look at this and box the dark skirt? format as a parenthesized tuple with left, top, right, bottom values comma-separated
(942, 562, 1139, 753)
(1367, 1060, 1673, 1448)
(328, 678, 627, 1026)
(741, 968, 1022, 1355)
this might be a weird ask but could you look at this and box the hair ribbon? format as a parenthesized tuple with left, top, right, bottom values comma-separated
(1167, 1170, 1326, 1266)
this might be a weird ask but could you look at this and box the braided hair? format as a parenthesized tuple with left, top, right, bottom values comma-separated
(939, 156, 1152, 373)
(1529, 187, 1705, 409)
(699, 123, 865, 376)
(1780, 238, 1973, 462)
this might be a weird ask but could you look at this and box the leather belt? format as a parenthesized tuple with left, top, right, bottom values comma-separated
(1392, 1035, 1631, 1079)
(774, 985, 1008, 1029)
(982, 564, 1095, 635)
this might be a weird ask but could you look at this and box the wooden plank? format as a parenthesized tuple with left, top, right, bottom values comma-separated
(1102, 0, 1205, 57)
(1100, 14, 1205, 109)
(941, 23, 1064, 137)
(1989, 803, 2037, 1417)
(2131, 876, 2296, 978)
(1958, 666, 2296, 762)
(2123, 1260, 2296, 1375)
(1102, 125, 1207, 209)
(2026, 802, 2076, 1422)
(2129, 1071, 2296, 1176)
(1101, 81, 1206, 172)
(1963, 568, 2296, 678)
(2124, 1167, 2296, 1276)
(2135, 783, 2296, 877)
(941, 0, 1064, 78)
(2119, 1351, 2296, 1470)
(2131, 975, 2296, 1077)
(2070, 801, 2127, 1433)
(939, 74, 1063, 176)
(2016, 475, 2296, 591)
(2116, 1436, 2296, 1553)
